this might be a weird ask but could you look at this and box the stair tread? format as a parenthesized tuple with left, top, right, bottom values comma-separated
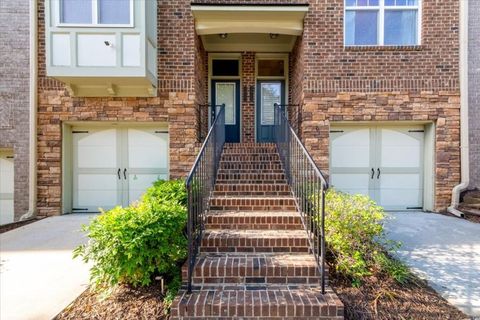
(211, 195, 294, 199)
(197, 252, 317, 266)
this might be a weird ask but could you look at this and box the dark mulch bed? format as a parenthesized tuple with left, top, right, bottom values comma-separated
(0, 218, 41, 234)
(330, 269, 470, 320)
(54, 284, 167, 320)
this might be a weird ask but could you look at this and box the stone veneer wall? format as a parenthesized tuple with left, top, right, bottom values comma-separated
(469, 0, 480, 189)
(0, 0, 30, 221)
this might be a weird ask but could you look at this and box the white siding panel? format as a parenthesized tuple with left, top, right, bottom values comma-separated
(122, 34, 141, 67)
(52, 33, 71, 66)
(77, 34, 116, 66)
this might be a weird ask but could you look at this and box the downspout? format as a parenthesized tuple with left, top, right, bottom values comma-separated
(20, 0, 38, 221)
(448, 0, 469, 218)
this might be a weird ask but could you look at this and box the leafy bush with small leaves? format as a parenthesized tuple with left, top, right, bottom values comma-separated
(324, 189, 409, 286)
(74, 179, 188, 289)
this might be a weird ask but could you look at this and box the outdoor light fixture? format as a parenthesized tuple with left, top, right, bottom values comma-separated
(219, 33, 228, 39)
(269, 33, 279, 39)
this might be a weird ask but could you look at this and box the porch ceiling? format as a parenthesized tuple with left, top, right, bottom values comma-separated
(191, 4, 309, 36)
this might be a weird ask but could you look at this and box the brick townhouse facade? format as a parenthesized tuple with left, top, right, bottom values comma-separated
(32, 0, 461, 217)
(0, 0, 31, 224)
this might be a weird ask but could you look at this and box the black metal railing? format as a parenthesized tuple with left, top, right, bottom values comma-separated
(185, 105, 225, 293)
(273, 103, 328, 294)
(197, 104, 227, 142)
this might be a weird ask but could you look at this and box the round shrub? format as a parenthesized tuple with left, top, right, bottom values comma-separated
(74, 180, 187, 288)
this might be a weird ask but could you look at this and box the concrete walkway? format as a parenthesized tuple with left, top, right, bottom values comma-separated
(385, 212, 480, 318)
(0, 214, 96, 320)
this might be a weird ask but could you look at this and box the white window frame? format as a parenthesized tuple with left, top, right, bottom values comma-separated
(55, 0, 134, 28)
(344, 0, 422, 46)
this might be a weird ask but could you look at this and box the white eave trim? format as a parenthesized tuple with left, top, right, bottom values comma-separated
(191, 5, 308, 36)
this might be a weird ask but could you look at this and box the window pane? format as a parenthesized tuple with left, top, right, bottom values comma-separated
(258, 60, 285, 77)
(261, 83, 281, 126)
(385, 0, 395, 5)
(61, 0, 92, 24)
(345, 10, 378, 45)
(216, 83, 236, 125)
(384, 10, 418, 45)
(212, 60, 239, 76)
(346, 0, 356, 6)
(99, 0, 130, 24)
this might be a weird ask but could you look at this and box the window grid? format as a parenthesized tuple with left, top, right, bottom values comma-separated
(57, 0, 134, 28)
(344, 0, 421, 46)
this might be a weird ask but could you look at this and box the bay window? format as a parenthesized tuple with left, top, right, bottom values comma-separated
(345, 0, 421, 46)
(59, 0, 132, 26)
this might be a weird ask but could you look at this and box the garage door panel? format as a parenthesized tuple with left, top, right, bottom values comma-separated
(75, 129, 118, 168)
(331, 129, 371, 167)
(377, 189, 422, 209)
(72, 127, 169, 212)
(0, 200, 14, 225)
(127, 129, 168, 169)
(331, 173, 372, 197)
(76, 174, 120, 209)
(0, 152, 14, 224)
(330, 126, 424, 211)
(128, 173, 168, 205)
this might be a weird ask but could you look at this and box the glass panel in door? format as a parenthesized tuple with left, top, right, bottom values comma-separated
(211, 80, 240, 143)
(256, 81, 284, 142)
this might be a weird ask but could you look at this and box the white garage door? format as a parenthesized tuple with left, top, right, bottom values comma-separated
(330, 126, 424, 211)
(0, 150, 14, 224)
(72, 127, 168, 213)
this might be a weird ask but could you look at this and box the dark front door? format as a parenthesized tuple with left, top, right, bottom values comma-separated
(211, 80, 241, 143)
(256, 81, 285, 142)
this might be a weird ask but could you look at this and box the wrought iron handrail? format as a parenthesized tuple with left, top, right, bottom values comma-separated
(273, 103, 328, 294)
(185, 104, 225, 293)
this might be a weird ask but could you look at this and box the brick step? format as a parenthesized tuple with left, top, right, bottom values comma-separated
(209, 196, 296, 211)
(170, 286, 344, 319)
(222, 147, 278, 154)
(191, 253, 324, 286)
(205, 211, 302, 230)
(200, 229, 309, 253)
(219, 162, 283, 170)
(215, 179, 288, 185)
(216, 172, 286, 181)
(463, 193, 480, 204)
(220, 154, 281, 162)
(212, 187, 291, 197)
(217, 168, 285, 174)
(224, 142, 276, 149)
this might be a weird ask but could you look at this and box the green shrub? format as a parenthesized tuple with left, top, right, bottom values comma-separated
(324, 189, 408, 286)
(74, 179, 188, 289)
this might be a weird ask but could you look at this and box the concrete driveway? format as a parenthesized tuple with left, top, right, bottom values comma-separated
(0, 214, 95, 320)
(385, 212, 480, 318)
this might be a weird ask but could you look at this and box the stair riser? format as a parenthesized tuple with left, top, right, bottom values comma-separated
(218, 169, 285, 174)
(206, 215, 302, 230)
(219, 163, 283, 170)
(220, 155, 281, 162)
(171, 290, 343, 319)
(216, 173, 286, 181)
(215, 184, 290, 192)
(200, 239, 309, 253)
(215, 179, 287, 185)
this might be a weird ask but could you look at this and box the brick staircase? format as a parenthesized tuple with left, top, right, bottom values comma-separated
(171, 143, 344, 319)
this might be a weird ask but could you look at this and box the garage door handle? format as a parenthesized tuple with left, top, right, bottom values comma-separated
(371, 168, 375, 179)
(123, 168, 127, 180)
(377, 168, 381, 179)
(117, 168, 121, 180)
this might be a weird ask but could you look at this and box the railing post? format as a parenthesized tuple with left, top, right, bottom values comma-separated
(187, 186, 193, 293)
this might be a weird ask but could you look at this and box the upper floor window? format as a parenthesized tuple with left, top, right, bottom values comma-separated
(345, 0, 421, 46)
(59, 0, 132, 26)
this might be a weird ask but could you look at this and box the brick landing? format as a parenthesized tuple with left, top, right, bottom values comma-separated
(171, 143, 344, 319)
